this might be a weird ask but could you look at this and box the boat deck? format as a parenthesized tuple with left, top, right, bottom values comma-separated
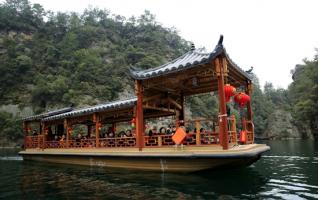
(20, 144, 269, 157)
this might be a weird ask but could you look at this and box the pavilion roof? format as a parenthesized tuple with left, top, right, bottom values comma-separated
(42, 98, 137, 122)
(129, 35, 251, 81)
(22, 107, 73, 122)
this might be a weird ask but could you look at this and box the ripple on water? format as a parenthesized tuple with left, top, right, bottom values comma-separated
(0, 156, 23, 161)
(298, 192, 318, 199)
(260, 178, 318, 200)
(270, 179, 318, 189)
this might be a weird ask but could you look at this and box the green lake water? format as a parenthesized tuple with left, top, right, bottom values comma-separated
(0, 140, 317, 199)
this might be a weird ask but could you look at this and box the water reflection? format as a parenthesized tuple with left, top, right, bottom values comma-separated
(15, 160, 269, 199)
(1, 140, 318, 199)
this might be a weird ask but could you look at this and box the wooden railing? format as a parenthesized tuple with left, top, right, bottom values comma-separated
(200, 131, 220, 145)
(45, 141, 61, 148)
(69, 139, 97, 148)
(23, 116, 254, 149)
(24, 136, 39, 149)
(242, 118, 254, 144)
(228, 115, 237, 144)
(99, 137, 136, 148)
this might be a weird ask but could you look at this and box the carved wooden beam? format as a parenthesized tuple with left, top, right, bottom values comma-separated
(143, 94, 163, 103)
(167, 97, 182, 110)
(143, 105, 176, 113)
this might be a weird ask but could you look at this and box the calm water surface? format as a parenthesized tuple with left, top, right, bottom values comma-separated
(0, 140, 318, 199)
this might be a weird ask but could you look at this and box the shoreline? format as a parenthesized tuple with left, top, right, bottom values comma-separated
(0, 146, 21, 149)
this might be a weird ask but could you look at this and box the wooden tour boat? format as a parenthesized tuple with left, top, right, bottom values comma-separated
(19, 36, 270, 172)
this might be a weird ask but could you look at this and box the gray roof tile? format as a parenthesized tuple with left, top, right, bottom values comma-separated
(42, 98, 137, 122)
(22, 107, 73, 122)
(130, 36, 251, 80)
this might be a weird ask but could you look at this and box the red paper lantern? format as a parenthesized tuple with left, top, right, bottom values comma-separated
(67, 127, 73, 133)
(131, 118, 136, 129)
(240, 130, 247, 143)
(96, 122, 102, 131)
(224, 84, 236, 102)
(234, 92, 250, 108)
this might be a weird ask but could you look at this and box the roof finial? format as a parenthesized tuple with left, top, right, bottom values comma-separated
(245, 66, 253, 74)
(191, 43, 195, 51)
(218, 35, 223, 46)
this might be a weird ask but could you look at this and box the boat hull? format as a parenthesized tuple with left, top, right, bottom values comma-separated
(20, 144, 270, 173)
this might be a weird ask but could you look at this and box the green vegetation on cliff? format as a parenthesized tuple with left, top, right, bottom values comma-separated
(0, 0, 189, 111)
(289, 55, 318, 137)
(0, 0, 317, 146)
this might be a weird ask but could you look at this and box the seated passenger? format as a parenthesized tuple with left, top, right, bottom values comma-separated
(125, 130, 132, 137)
(148, 129, 153, 137)
(166, 126, 172, 135)
(152, 126, 158, 135)
(54, 135, 59, 141)
(159, 127, 166, 135)
(59, 135, 66, 147)
(171, 126, 177, 135)
(186, 128, 190, 134)
(118, 131, 126, 138)
(60, 135, 65, 141)
(107, 132, 115, 138)
(76, 133, 82, 142)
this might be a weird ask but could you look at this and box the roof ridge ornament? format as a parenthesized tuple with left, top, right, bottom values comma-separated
(217, 35, 223, 46)
(191, 43, 195, 51)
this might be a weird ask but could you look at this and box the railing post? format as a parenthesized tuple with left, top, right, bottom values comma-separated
(158, 136, 162, 147)
(230, 115, 237, 144)
(242, 117, 247, 130)
(195, 120, 201, 145)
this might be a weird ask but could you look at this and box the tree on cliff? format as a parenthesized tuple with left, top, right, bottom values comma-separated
(289, 53, 318, 138)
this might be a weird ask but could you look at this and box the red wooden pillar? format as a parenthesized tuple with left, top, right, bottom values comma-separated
(135, 80, 144, 151)
(93, 113, 100, 148)
(246, 82, 253, 121)
(64, 119, 69, 148)
(215, 57, 229, 150)
(246, 82, 254, 143)
(87, 125, 93, 138)
(176, 93, 185, 128)
(112, 123, 116, 133)
(179, 93, 185, 125)
(41, 122, 46, 149)
(175, 110, 180, 129)
(23, 121, 27, 148)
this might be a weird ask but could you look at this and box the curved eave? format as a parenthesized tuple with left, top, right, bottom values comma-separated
(130, 38, 251, 81)
(42, 98, 137, 122)
(222, 48, 252, 81)
(22, 107, 73, 122)
(129, 45, 223, 80)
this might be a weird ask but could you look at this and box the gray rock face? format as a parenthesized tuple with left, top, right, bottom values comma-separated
(262, 109, 302, 140)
